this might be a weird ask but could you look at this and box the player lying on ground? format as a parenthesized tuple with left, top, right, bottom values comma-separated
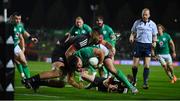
(80, 71, 133, 93)
(68, 46, 138, 94)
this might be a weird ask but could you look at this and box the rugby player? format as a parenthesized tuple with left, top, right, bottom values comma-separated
(10, 12, 38, 80)
(154, 24, 177, 83)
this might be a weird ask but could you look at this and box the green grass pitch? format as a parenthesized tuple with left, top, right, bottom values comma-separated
(15, 61, 180, 100)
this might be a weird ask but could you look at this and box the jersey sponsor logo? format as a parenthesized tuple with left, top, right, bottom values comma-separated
(79, 39, 88, 47)
(159, 41, 164, 47)
(103, 31, 107, 35)
(19, 27, 22, 32)
(75, 31, 78, 34)
(82, 30, 86, 34)
(163, 38, 166, 41)
(15, 32, 20, 37)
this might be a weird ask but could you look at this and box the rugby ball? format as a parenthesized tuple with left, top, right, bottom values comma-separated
(89, 57, 99, 66)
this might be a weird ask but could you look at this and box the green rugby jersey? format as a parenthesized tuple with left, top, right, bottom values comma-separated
(69, 24, 92, 36)
(14, 23, 26, 46)
(74, 47, 96, 67)
(156, 32, 172, 54)
(94, 24, 116, 47)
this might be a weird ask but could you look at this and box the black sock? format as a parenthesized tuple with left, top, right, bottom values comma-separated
(143, 68, 149, 85)
(32, 74, 40, 83)
(132, 67, 138, 82)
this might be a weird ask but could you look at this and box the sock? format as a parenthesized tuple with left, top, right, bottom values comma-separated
(31, 74, 41, 85)
(116, 69, 134, 89)
(16, 64, 24, 78)
(39, 79, 65, 88)
(103, 66, 109, 78)
(143, 68, 150, 85)
(22, 65, 31, 78)
(132, 67, 138, 83)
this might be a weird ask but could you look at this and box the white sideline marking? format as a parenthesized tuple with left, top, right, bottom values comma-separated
(16, 93, 62, 98)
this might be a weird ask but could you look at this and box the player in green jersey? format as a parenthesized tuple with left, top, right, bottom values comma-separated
(66, 16, 92, 37)
(93, 16, 116, 78)
(154, 24, 177, 83)
(68, 47, 138, 94)
(10, 12, 38, 80)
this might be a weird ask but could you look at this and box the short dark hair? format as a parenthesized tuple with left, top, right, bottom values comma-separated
(12, 12, 21, 16)
(96, 16, 104, 21)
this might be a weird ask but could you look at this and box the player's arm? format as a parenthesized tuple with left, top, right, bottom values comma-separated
(93, 48, 105, 67)
(65, 44, 77, 59)
(129, 20, 138, 44)
(129, 32, 136, 44)
(19, 34, 25, 52)
(152, 23, 158, 48)
(169, 40, 176, 58)
(67, 72, 83, 89)
(23, 31, 38, 44)
(152, 35, 157, 48)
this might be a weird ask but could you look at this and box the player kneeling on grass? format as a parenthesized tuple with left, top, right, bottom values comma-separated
(153, 24, 177, 83)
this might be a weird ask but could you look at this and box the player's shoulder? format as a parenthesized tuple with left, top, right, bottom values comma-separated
(104, 24, 113, 30)
(149, 19, 157, 25)
(133, 19, 141, 25)
(164, 32, 171, 37)
(17, 22, 24, 27)
(83, 24, 91, 28)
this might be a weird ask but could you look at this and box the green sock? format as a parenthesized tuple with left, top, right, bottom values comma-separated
(116, 69, 134, 89)
(22, 65, 31, 78)
(16, 64, 23, 74)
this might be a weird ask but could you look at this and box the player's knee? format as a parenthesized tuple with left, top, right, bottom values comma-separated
(144, 64, 150, 68)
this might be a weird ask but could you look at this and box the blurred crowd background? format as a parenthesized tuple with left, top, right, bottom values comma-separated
(1, 0, 180, 61)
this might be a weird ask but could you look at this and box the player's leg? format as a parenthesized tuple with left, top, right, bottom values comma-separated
(24, 61, 65, 91)
(15, 60, 25, 79)
(14, 45, 26, 79)
(158, 55, 173, 80)
(104, 58, 138, 94)
(166, 54, 177, 83)
(132, 57, 139, 86)
(143, 57, 151, 89)
(131, 42, 141, 86)
(15, 50, 31, 78)
(15, 50, 29, 78)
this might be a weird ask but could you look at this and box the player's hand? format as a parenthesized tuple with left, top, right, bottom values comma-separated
(172, 52, 176, 59)
(152, 55, 158, 61)
(152, 42, 156, 48)
(78, 81, 84, 89)
(31, 38, 38, 44)
(129, 35, 134, 44)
